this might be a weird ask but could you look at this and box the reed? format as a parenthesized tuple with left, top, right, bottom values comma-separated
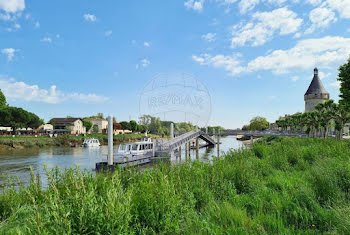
(1, 137, 350, 234)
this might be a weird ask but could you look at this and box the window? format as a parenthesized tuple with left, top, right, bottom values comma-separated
(132, 144, 138, 150)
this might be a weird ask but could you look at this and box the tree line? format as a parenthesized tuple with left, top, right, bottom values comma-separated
(276, 57, 350, 139)
(0, 90, 43, 134)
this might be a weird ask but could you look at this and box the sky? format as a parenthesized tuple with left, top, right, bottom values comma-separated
(0, 0, 349, 129)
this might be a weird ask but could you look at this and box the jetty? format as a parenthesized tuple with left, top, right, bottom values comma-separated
(96, 118, 217, 171)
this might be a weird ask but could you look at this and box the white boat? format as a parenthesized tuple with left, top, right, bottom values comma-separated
(82, 138, 100, 147)
(115, 136, 154, 163)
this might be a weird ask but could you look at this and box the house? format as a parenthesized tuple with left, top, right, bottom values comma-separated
(50, 118, 86, 135)
(113, 123, 132, 135)
(38, 124, 53, 133)
(87, 118, 108, 134)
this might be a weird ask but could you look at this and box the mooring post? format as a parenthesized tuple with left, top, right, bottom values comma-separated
(170, 123, 174, 139)
(250, 135, 254, 145)
(196, 138, 199, 159)
(152, 139, 156, 157)
(107, 115, 114, 166)
(217, 129, 220, 157)
(178, 146, 182, 161)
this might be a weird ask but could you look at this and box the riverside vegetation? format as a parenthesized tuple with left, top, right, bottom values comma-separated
(1, 137, 350, 234)
(0, 133, 153, 150)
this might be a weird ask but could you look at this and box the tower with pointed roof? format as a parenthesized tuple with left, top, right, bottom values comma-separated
(304, 68, 330, 112)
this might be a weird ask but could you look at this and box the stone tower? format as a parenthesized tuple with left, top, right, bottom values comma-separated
(304, 68, 329, 112)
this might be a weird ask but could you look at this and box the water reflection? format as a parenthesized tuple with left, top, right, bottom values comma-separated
(0, 136, 243, 189)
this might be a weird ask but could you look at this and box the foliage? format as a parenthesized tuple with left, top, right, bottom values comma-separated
(0, 106, 42, 132)
(338, 56, 350, 111)
(1, 138, 350, 234)
(276, 99, 350, 139)
(129, 120, 138, 132)
(91, 124, 99, 134)
(248, 116, 269, 131)
(0, 89, 6, 107)
(120, 121, 131, 130)
(82, 119, 93, 132)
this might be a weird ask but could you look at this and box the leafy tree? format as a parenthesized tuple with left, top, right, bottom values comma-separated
(137, 124, 147, 133)
(82, 119, 93, 132)
(120, 121, 131, 130)
(27, 112, 43, 129)
(0, 89, 6, 107)
(92, 124, 99, 134)
(0, 106, 11, 126)
(129, 120, 138, 132)
(7, 107, 30, 134)
(338, 56, 350, 111)
(249, 116, 269, 131)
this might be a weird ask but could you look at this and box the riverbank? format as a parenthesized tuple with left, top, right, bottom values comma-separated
(1, 137, 350, 234)
(0, 133, 158, 150)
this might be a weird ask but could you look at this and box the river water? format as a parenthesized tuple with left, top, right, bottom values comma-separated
(0, 136, 244, 188)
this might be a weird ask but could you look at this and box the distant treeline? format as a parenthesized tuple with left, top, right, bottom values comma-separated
(0, 89, 43, 134)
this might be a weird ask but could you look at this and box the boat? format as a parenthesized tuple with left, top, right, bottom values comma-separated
(82, 138, 100, 147)
(117, 136, 154, 157)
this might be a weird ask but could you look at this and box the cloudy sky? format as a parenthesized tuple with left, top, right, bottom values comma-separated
(0, 0, 349, 128)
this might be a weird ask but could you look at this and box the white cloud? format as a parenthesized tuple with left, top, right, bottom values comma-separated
(0, 77, 109, 104)
(305, 7, 337, 34)
(202, 33, 216, 42)
(141, 59, 150, 67)
(231, 8, 302, 47)
(184, 0, 204, 12)
(193, 36, 350, 76)
(105, 30, 112, 37)
(291, 76, 299, 82)
(83, 14, 97, 22)
(1, 48, 17, 61)
(326, 0, 350, 19)
(41, 37, 52, 43)
(144, 41, 150, 47)
(306, 0, 323, 6)
(238, 0, 259, 14)
(330, 81, 340, 88)
(246, 36, 350, 74)
(0, 0, 25, 13)
(318, 71, 331, 79)
(192, 53, 245, 75)
(35, 21, 40, 28)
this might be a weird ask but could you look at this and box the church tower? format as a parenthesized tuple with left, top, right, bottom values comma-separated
(304, 68, 329, 112)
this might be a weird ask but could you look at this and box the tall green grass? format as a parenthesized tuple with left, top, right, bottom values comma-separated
(1, 137, 350, 234)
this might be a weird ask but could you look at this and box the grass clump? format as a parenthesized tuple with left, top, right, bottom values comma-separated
(1, 137, 350, 234)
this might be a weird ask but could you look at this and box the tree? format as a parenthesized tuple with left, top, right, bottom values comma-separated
(7, 107, 30, 134)
(249, 116, 269, 131)
(0, 89, 6, 107)
(137, 124, 147, 133)
(338, 56, 350, 111)
(92, 124, 99, 134)
(129, 120, 138, 132)
(82, 119, 93, 132)
(315, 100, 336, 138)
(120, 121, 131, 130)
(27, 112, 43, 129)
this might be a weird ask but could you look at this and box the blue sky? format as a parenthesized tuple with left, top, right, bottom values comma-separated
(0, 0, 349, 128)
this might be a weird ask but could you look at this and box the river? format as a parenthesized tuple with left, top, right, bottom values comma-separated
(0, 136, 244, 189)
